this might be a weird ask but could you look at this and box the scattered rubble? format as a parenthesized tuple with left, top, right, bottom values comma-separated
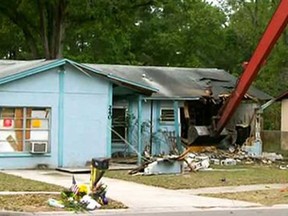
(129, 146, 287, 175)
(261, 152, 284, 162)
(144, 157, 183, 175)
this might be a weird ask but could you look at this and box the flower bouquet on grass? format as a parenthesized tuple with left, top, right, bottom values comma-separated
(90, 182, 108, 205)
(48, 175, 108, 211)
(60, 190, 89, 212)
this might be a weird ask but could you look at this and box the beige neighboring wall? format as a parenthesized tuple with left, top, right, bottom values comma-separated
(281, 99, 288, 150)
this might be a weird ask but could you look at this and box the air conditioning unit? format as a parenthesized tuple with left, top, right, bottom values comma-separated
(30, 142, 48, 154)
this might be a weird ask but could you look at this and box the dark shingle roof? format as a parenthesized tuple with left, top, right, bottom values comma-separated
(0, 59, 157, 95)
(84, 64, 271, 100)
(0, 59, 55, 79)
(0, 60, 271, 100)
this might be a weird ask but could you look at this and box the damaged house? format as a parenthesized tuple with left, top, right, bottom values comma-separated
(0, 59, 270, 169)
(85, 64, 271, 161)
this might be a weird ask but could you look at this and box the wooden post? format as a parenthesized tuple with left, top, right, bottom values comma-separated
(281, 99, 288, 150)
(137, 95, 143, 165)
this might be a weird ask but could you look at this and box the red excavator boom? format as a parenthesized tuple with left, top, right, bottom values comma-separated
(186, 0, 288, 145)
(213, 0, 288, 136)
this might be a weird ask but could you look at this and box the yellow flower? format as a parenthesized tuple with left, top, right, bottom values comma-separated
(78, 184, 89, 194)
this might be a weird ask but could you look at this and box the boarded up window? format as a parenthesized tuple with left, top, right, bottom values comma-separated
(0, 107, 50, 153)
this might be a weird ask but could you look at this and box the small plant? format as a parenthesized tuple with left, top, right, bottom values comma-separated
(60, 190, 88, 212)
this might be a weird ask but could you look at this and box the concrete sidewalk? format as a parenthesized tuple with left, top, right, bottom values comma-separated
(1, 169, 262, 212)
(180, 183, 288, 195)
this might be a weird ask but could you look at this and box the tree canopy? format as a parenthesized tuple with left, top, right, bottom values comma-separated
(0, 0, 287, 129)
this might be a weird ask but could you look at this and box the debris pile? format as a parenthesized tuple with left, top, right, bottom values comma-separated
(182, 146, 285, 169)
(129, 146, 286, 175)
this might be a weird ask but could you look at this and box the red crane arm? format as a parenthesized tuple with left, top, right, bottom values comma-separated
(214, 0, 288, 135)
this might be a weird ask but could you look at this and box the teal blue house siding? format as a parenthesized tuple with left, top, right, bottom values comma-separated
(0, 68, 60, 169)
(111, 99, 182, 157)
(0, 64, 112, 169)
(62, 65, 110, 167)
(142, 100, 182, 155)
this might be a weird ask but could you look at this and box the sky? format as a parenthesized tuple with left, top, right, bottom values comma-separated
(206, 0, 221, 7)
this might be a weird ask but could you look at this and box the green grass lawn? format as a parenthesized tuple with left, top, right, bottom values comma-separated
(0, 172, 65, 191)
(0, 172, 126, 212)
(201, 189, 288, 206)
(105, 164, 288, 189)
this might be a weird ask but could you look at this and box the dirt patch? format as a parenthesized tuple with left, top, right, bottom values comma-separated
(0, 194, 63, 212)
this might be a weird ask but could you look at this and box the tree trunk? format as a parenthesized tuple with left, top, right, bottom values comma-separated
(38, 0, 67, 59)
(51, 0, 67, 59)
(38, 0, 51, 59)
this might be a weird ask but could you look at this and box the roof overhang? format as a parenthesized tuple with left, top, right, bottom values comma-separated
(67, 60, 158, 96)
(0, 59, 66, 85)
(275, 91, 288, 101)
(0, 59, 158, 96)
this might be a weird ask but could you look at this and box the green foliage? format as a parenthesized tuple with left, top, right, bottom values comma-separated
(0, 0, 286, 128)
(128, 0, 227, 67)
(223, 0, 288, 129)
(60, 191, 88, 212)
(0, 16, 26, 59)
